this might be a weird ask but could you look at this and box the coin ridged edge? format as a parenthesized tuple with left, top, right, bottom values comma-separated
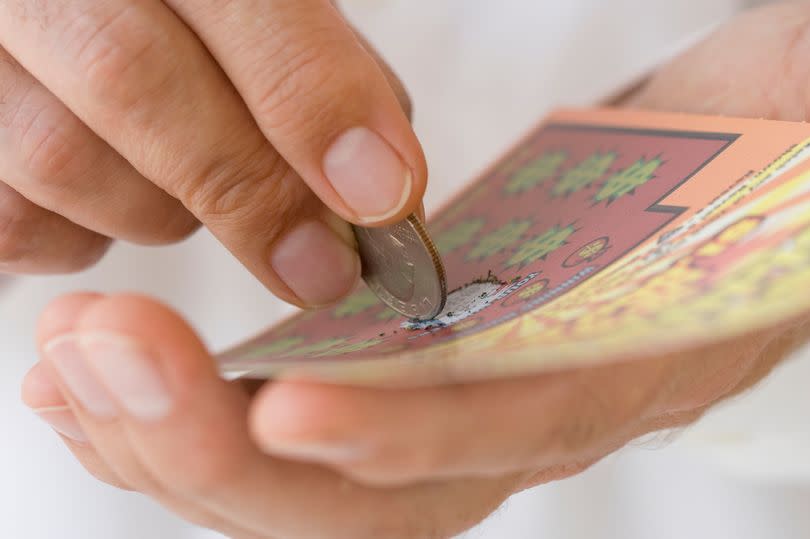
(406, 214, 448, 319)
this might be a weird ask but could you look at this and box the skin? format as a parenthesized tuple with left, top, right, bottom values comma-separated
(0, 0, 424, 307)
(18, 3, 810, 539)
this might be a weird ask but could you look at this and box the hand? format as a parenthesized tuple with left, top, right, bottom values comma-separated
(21, 3, 810, 538)
(21, 295, 809, 539)
(0, 0, 423, 308)
(23, 293, 520, 539)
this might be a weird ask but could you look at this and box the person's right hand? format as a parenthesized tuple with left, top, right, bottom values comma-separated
(0, 1, 425, 307)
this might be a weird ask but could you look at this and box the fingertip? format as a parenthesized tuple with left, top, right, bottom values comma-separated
(372, 107, 428, 226)
(323, 125, 424, 226)
(71, 294, 219, 386)
(249, 382, 315, 444)
(249, 382, 359, 447)
(270, 219, 361, 308)
(73, 293, 199, 345)
(21, 361, 65, 409)
(37, 292, 104, 345)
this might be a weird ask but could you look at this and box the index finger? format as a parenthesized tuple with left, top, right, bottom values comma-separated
(0, 0, 360, 306)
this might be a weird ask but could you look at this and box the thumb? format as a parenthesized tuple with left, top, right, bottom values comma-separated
(166, 0, 426, 226)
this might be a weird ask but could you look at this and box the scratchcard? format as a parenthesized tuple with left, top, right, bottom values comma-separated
(217, 108, 810, 386)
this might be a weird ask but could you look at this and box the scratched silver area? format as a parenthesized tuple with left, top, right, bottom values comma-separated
(353, 214, 447, 320)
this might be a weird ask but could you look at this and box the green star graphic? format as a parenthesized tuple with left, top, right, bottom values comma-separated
(594, 157, 663, 204)
(553, 152, 616, 197)
(435, 218, 486, 254)
(467, 220, 533, 261)
(506, 224, 576, 268)
(504, 151, 567, 194)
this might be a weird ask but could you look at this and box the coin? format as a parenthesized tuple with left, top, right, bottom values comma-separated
(353, 214, 447, 320)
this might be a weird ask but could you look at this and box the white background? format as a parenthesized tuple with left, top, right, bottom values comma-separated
(4, 1, 810, 537)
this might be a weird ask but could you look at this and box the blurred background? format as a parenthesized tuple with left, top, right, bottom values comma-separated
(4, 0, 810, 537)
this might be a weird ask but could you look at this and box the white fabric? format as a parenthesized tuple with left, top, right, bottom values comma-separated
(3, 1, 806, 537)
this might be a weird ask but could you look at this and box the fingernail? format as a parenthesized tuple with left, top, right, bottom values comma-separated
(80, 333, 173, 422)
(324, 127, 412, 223)
(46, 333, 173, 422)
(34, 406, 88, 443)
(271, 220, 360, 306)
(45, 336, 117, 419)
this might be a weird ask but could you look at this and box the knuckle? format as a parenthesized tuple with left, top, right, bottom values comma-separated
(181, 146, 305, 235)
(7, 1, 66, 28)
(660, 343, 759, 413)
(547, 383, 617, 457)
(68, 5, 174, 111)
(253, 41, 370, 138)
(16, 105, 82, 183)
(537, 366, 664, 460)
(0, 50, 27, 129)
(555, 409, 607, 455)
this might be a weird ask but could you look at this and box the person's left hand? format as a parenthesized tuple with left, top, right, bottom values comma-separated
(20, 4, 810, 538)
(23, 293, 527, 539)
(20, 293, 810, 539)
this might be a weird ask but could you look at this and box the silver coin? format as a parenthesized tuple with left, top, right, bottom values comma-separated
(353, 214, 447, 320)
